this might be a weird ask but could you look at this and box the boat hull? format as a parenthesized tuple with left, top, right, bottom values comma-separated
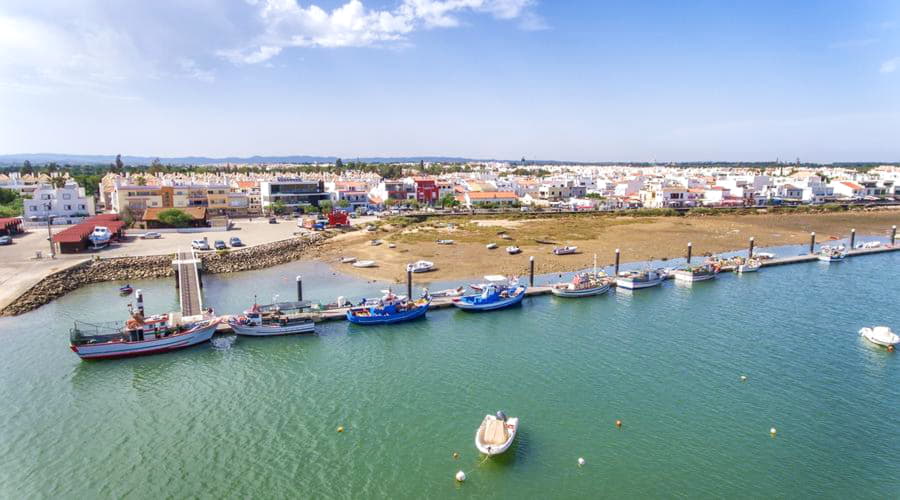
(475, 417, 518, 456)
(615, 278, 662, 290)
(454, 287, 526, 311)
(859, 328, 900, 347)
(228, 321, 315, 336)
(818, 255, 847, 262)
(346, 302, 429, 325)
(674, 272, 715, 282)
(550, 283, 610, 297)
(71, 321, 218, 360)
(737, 264, 759, 273)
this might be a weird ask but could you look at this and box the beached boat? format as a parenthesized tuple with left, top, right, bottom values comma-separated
(818, 247, 848, 262)
(674, 264, 717, 283)
(616, 269, 665, 290)
(552, 246, 578, 255)
(499, 233, 513, 240)
(426, 286, 465, 298)
(89, 226, 112, 249)
(411, 260, 436, 273)
(69, 297, 219, 360)
(437, 239, 455, 245)
(118, 284, 134, 295)
(346, 291, 431, 325)
(486, 243, 498, 250)
(475, 411, 518, 456)
(353, 260, 377, 268)
(736, 259, 761, 273)
(858, 326, 899, 348)
(550, 255, 610, 297)
(388, 243, 396, 248)
(228, 301, 315, 336)
(506, 246, 521, 255)
(454, 276, 526, 312)
(340, 256, 357, 264)
(370, 239, 383, 246)
(366, 225, 377, 232)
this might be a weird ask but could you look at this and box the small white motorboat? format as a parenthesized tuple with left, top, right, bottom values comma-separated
(370, 239, 383, 246)
(437, 239, 455, 245)
(388, 243, 396, 248)
(366, 225, 377, 232)
(340, 256, 357, 264)
(506, 246, 521, 255)
(818, 247, 848, 262)
(859, 326, 899, 348)
(499, 233, 513, 240)
(426, 286, 465, 298)
(352, 260, 377, 268)
(410, 260, 435, 273)
(552, 246, 578, 255)
(486, 243, 498, 250)
(475, 411, 518, 456)
(737, 259, 761, 273)
(755, 252, 776, 260)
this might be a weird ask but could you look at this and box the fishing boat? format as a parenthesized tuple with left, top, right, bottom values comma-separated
(370, 239, 383, 246)
(228, 300, 315, 336)
(552, 246, 578, 255)
(453, 276, 526, 311)
(550, 255, 610, 297)
(388, 243, 396, 248)
(506, 246, 521, 255)
(89, 226, 112, 249)
(346, 290, 431, 325)
(616, 269, 665, 290)
(499, 233, 513, 240)
(426, 286, 465, 298)
(352, 260, 377, 268)
(340, 256, 357, 264)
(818, 246, 848, 262)
(475, 411, 518, 456)
(437, 239, 455, 245)
(410, 260, 436, 273)
(69, 292, 219, 360)
(673, 263, 717, 283)
(736, 259, 761, 273)
(486, 243, 498, 250)
(858, 326, 900, 348)
(118, 284, 134, 295)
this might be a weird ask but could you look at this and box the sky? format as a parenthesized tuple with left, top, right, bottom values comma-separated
(1, 0, 899, 162)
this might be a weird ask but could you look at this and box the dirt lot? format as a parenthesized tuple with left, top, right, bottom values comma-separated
(317, 209, 900, 284)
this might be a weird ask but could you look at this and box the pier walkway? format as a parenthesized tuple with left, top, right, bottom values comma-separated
(173, 250, 203, 317)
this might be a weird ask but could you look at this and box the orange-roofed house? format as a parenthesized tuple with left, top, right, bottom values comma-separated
(456, 191, 519, 208)
(830, 181, 864, 199)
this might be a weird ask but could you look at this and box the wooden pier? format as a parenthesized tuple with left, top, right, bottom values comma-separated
(173, 250, 204, 317)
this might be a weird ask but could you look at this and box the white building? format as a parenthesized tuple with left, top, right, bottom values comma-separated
(23, 182, 95, 221)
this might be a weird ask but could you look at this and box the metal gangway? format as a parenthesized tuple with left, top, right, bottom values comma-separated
(173, 249, 203, 317)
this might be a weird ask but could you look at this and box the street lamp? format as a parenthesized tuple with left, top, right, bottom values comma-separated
(44, 203, 55, 259)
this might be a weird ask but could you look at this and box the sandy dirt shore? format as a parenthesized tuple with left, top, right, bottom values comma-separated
(317, 210, 900, 284)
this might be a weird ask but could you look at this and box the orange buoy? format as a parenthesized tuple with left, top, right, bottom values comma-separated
(615, 419, 622, 428)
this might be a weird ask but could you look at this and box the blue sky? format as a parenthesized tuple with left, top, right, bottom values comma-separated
(1, 0, 898, 162)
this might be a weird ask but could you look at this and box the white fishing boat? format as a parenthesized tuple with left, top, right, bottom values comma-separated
(425, 286, 465, 298)
(674, 263, 717, 283)
(388, 243, 396, 248)
(818, 246, 848, 262)
(506, 246, 521, 255)
(352, 260, 377, 268)
(552, 246, 578, 255)
(737, 259, 761, 273)
(89, 226, 112, 249)
(486, 243, 498, 250)
(475, 411, 518, 456)
(858, 326, 899, 348)
(616, 269, 665, 290)
(228, 301, 315, 336)
(410, 260, 436, 273)
(437, 239, 455, 245)
(340, 256, 357, 264)
(550, 254, 610, 297)
(862, 241, 881, 249)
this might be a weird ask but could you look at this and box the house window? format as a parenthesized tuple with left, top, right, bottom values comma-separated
(79, 205, 85, 210)
(63, 193, 71, 200)
(30, 206, 37, 211)
(64, 205, 72, 210)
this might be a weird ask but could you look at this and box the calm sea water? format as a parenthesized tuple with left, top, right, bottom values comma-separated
(1, 245, 898, 499)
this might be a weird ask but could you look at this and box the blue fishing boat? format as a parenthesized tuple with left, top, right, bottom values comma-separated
(346, 290, 431, 325)
(453, 275, 527, 312)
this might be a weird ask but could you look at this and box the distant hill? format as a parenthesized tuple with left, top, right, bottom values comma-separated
(0, 153, 498, 166)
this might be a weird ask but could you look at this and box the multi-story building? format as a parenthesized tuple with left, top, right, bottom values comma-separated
(639, 186, 688, 208)
(369, 180, 415, 203)
(260, 178, 329, 212)
(326, 181, 370, 210)
(111, 184, 164, 214)
(233, 181, 262, 214)
(23, 182, 95, 221)
(411, 177, 439, 205)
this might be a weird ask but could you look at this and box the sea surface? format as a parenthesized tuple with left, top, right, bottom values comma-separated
(1, 243, 898, 499)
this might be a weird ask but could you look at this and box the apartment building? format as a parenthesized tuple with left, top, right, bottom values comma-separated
(23, 182, 95, 221)
(260, 178, 329, 212)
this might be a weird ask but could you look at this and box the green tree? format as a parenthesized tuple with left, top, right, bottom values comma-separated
(439, 193, 458, 208)
(319, 199, 333, 213)
(156, 208, 194, 227)
(51, 176, 67, 188)
(335, 158, 344, 169)
(135, 175, 147, 186)
(115, 154, 124, 170)
(21, 160, 33, 174)
(271, 199, 287, 215)
(337, 199, 350, 209)
(0, 188, 18, 205)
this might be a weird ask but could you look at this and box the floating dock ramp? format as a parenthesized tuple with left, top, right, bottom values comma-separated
(173, 250, 203, 317)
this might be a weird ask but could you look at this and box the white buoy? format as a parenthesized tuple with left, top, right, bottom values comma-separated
(770, 427, 777, 436)
(577, 457, 585, 466)
(455, 470, 466, 482)
(740, 375, 748, 382)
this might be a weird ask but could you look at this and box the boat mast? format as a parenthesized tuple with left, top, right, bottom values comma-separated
(593, 253, 597, 277)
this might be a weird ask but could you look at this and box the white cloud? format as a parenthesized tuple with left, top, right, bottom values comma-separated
(221, 0, 543, 64)
(880, 57, 900, 73)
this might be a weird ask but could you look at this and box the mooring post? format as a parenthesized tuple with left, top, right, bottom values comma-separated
(809, 232, 816, 254)
(136, 289, 144, 316)
(296, 275, 303, 302)
(748, 237, 755, 259)
(529, 256, 535, 287)
(197, 268, 203, 289)
(892, 225, 896, 246)
(849, 228, 856, 249)
(686, 242, 693, 264)
(174, 269, 180, 289)
(614, 248, 620, 276)
(406, 265, 412, 298)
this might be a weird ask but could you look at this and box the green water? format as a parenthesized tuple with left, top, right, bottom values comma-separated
(1, 247, 899, 498)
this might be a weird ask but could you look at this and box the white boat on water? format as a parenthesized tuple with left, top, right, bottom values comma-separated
(674, 263, 717, 283)
(475, 411, 518, 456)
(506, 246, 521, 255)
(228, 301, 315, 336)
(486, 243, 498, 250)
(818, 246, 848, 262)
(859, 326, 899, 348)
(550, 255, 610, 297)
(410, 260, 436, 273)
(552, 246, 578, 255)
(426, 286, 465, 298)
(89, 226, 112, 248)
(755, 252, 776, 260)
(353, 260, 377, 268)
(340, 256, 357, 264)
(737, 259, 761, 273)
(616, 269, 665, 290)
(855, 241, 881, 249)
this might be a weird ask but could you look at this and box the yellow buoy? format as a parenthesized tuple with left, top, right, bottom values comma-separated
(452, 452, 460, 460)
(615, 419, 622, 428)
(337, 426, 344, 433)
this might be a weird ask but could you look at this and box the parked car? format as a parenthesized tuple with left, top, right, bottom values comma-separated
(191, 239, 210, 251)
(0, 235, 12, 245)
(214, 240, 227, 250)
(229, 237, 244, 247)
(268, 217, 277, 224)
(141, 232, 162, 239)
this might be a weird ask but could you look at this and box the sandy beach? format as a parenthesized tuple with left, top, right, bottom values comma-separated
(317, 209, 900, 284)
